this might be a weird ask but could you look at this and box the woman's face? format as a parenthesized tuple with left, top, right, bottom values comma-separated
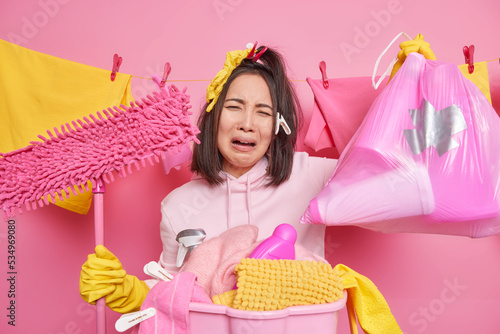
(217, 74, 274, 178)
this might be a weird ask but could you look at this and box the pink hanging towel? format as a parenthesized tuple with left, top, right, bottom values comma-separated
(304, 76, 388, 155)
(487, 59, 500, 117)
(301, 52, 500, 238)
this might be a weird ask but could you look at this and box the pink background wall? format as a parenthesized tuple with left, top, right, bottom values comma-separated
(2, 0, 500, 333)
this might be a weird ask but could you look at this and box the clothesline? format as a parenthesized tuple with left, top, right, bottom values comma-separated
(131, 57, 500, 83)
(131, 75, 308, 82)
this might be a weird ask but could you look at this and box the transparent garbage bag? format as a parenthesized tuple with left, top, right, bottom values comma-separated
(301, 52, 500, 237)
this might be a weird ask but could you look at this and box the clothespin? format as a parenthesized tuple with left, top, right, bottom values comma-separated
(143, 261, 173, 281)
(151, 63, 172, 93)
(275, 113, 291, 135)
(463, 45, 475, 74)
(247, 42, 257, 57)
(115, 308, 156, 332)
(253, 46, 267, 62)
(110, 54, 122, 81)
(160, 62, 171, 88)
(319, 61, 329, 89)
(246, 41, 267, 62)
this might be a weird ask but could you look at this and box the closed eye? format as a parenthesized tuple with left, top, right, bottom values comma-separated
(255, 103, 273, 116)
(257, 110, 272, 116)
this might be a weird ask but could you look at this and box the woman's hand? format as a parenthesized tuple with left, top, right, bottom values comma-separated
(79, 245, 149, 313)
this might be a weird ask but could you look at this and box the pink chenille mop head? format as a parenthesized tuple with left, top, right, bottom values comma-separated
(0, 86, 200, 220)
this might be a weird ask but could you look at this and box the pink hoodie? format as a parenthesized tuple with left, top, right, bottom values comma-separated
(158, 152, 337, 273)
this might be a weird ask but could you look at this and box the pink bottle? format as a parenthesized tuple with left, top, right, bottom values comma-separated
(233, 224, 297, 289)
(249, 223, 297, 260)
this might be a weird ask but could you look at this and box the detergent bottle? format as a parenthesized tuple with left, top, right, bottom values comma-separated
(249, 223, 297, 260)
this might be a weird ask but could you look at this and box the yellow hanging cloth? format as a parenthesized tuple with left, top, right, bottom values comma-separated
(0, 39, 133, 214)
(458, 61, 492, 104)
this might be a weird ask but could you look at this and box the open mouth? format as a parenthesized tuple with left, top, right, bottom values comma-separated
(233, 140, 256, 147)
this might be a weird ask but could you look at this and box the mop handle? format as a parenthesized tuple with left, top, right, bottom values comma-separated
(93, 182, 106, 334)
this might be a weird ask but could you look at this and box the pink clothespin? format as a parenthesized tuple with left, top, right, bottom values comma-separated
(152, 62, 171, 91)
(246, 41, 267, 62)
(319, 61, 329, 89)
(463, 45, 475, 74)
(110, 54, 123, 81)
(253, 46, 267, 62)
(247, 42, 257, 58)
(160, 62, 171, 88)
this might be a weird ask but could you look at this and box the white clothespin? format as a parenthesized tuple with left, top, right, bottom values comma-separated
(275, 112, 291, 135)
(115, 308, 156, 332)
(143, 261, 173, 281)
(176, 229, 206, 267)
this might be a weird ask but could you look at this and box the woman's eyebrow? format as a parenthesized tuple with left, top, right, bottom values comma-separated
(256, 103, 273, 110)
(224, 98, 273, 110)
(225, 98, 272, 109)
(224, 98, 244, 104)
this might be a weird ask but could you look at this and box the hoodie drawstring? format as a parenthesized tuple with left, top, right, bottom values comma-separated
(246, 177, 252, 225)
(226, 178, 232, 229)
(225, 175, 254, 228)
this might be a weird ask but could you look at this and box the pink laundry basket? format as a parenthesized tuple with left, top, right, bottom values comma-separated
(188, 291, 347, 334)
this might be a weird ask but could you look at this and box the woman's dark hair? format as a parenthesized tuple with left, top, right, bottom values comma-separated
(191, 46, 302, 186)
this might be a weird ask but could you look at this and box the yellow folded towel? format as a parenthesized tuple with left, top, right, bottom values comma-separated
(213, 259, 402, 334)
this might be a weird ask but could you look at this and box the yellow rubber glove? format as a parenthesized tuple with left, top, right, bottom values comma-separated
(79, 245, 150, 313)
(389, 33, 436, 82)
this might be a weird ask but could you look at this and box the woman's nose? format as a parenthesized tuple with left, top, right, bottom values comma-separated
(238, 110, 255, 132)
